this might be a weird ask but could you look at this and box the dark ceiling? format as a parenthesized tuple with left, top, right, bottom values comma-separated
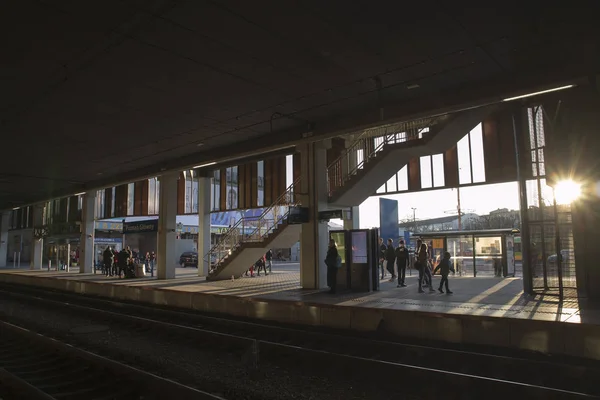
(1, 0, 599, 210)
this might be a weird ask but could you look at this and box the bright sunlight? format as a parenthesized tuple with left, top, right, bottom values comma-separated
(554, 180, 582, 205)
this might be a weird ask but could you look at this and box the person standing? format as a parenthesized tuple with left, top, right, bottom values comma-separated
(103, 247, 113, 276)
(265, 249, 273, 274)
(149, 251, 156, 277)
(325, 239, 340, 294)
(416, 239, 434, 293)
(395, 240, 409, 287)
(434, 251, 454, 294)
(378, 238, 387, 280)
(385, 238, 396, 283)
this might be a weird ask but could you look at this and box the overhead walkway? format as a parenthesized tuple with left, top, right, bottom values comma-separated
(327, 105, 498, 207)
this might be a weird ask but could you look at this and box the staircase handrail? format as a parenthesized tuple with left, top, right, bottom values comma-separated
(327, 127, 428, 196)
(204, 176, 301, 267)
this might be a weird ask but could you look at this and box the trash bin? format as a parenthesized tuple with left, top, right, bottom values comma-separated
(135, 263, 146, 278)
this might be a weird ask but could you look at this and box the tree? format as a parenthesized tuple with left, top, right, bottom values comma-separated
(464, 210, 520, 230)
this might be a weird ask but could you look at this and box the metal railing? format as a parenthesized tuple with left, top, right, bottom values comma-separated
(205, 177, 301, 273)
(327, 127, 428, 197)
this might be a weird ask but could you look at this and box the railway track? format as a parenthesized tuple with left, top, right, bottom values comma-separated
(0, 283, 597, 399)
(0, 319, 222, 400)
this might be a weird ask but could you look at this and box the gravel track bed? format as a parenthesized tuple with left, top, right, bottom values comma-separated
(0, 295, 415, 400)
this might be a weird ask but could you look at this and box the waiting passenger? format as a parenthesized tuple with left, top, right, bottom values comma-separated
(103, 247, 114, 276)
(325, 239, 340, 294)
(433, 251, 454, 294)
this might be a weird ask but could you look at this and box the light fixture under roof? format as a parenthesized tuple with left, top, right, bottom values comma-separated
(193, 162, 216, 169)
(502, 84, 575, 102)
(196, 142, 204, 147)
(407, 83, 420, 90)
(12, 207, 19, 210)
(74, 192, 86, 196)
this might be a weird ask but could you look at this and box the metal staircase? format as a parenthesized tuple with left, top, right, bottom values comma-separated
(327, 106, 497, 207)
(205, 178, 302, 281)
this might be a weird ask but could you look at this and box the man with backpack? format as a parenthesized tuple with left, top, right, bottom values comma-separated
(395, 240, 409, 287)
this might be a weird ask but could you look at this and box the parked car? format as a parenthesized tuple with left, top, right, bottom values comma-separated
(547, 249, 573, 268)
(179, 252, 198, 268)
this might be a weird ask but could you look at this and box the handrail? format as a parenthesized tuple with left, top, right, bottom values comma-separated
(327, 127, 428, 197)
(205, 176, 301, 270)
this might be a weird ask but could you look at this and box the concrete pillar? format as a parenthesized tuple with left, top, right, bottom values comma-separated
(79, 192, 96, 273)
(31, 205, 44, 270)
(157, 172, 178, 280)
(299, 141, 330, 289)
(0, 211, 9, 268)
(343, 206, 360, 230)
(197, 173, 212, 277)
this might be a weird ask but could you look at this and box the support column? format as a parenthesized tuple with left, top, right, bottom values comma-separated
(512, 107, 533, 294)
(0, 212, 8, 268)
(198, 173, 212, 277)
(79, 192, 96, 273)
(343, 206, 360, 230)
(157, 172, 178, 280)
(299, 140, 330, 289)
(31, 205, 44, 270)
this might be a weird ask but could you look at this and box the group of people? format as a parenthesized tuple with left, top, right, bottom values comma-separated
(245, 249, 273, 277)
(101, 247, 157, 279)
(325, 237, 455, 294)
(379, 237, 454, 294)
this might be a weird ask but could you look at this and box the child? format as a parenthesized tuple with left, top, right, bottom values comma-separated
(433, 251, 454, 294)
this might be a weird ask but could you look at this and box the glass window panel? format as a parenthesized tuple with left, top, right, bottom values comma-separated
(432, 153, 445, 187)
(386, 173, 397, 192)
(469, 124, 486, 183)
(213, 170, 221, 211)
(474, 236, 503, 277)
(127, 183, 135, 216)
(257, 161, 264, 207)
(192, 178, 198, 213)
(155, 179, 160, 214)
(285, 155, 293, 188)
(420, 156, 433, 189)
(397, 165, 408, 191)
(356, 149, 364, 169)
(111, 188, 116, 217)
(376, 183, 386, 194)
(457, 133, 472, 185)
(185, 174, 192, 214)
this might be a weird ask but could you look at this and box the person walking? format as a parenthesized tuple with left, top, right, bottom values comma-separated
(395, 240, 409, 287)
(325, 239, 340, 294)
(433, 251, 454, 294)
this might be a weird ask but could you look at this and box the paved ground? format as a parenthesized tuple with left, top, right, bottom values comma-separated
(3, 261, 596, 324)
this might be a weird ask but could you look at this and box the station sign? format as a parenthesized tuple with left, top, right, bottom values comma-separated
(123, 220, 159, 234)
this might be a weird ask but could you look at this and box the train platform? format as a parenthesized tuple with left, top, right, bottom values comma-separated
(1, 266, 599, 361)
